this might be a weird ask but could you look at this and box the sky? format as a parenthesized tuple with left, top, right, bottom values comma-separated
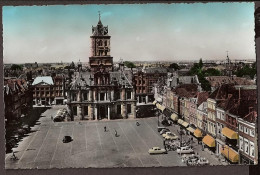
(3, 3, 256, 63)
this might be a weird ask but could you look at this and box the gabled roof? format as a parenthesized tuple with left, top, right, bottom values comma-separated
(242, 111, 257, 123)
(206, 76, 253, 87)
(197, 92, 209, 106)
(214, 87, 257, 119)
(70, 72, 92, 89)
(4, 78, 28, 95)
(32, 76, 54, 85)
(227, 99, 257, 119)
(174, 84, 198, 98)
(208, 84, 237, 100)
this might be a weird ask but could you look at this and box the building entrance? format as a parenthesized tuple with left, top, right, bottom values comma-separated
(99, 105, 107, 119)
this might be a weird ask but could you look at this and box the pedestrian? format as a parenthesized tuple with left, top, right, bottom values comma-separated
(114, 129, 117, 137)
(104, 126, 107, 132)
(12, 152, 17, 160)
(51, 115, 53, 121)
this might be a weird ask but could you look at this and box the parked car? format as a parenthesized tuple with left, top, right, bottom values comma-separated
(162, 132, 178, 140)
(181, 154, 199, 163)
(148, 147, 167, 154)
(165, 133, 178, 140)
(177, 146, 194, 154)
(157, 126, 166, 132)
(187, 158, 198, 166)
(62, 136, 73, 143)
(197, 157, 209, 166)
(160, 128, 170, 135)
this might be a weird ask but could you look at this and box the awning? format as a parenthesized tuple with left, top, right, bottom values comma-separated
(221, 145, 239, 163)
(202, 134, 215, 147)
(222, 127, 238, 140)
(156, 103, 165, 112)
(186, 127, 195, 133)
(178, 119, 184, 125)
(153, 100, 157, 105)
(194, 128, 203, 138)
(160, 105, 166, 112)
(170, 113, 178, 121)
(181, 121, 189, 128)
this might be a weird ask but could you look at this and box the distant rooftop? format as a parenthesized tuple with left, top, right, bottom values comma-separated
(32, 76, 54, 85)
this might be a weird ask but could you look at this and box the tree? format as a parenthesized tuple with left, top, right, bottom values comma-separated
(70, 61, 75, 69)
(203, 68, 221, 76)
(11, 64, 23, 71)
(198, 58, 203, 68)
(235, 65, 256, 79)
(188, 58, 211, 91)
(124, 61, 136, 69)
(169, 63, 180, 70)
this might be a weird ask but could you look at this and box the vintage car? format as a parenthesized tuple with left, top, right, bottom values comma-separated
(177, 146, 194, 154)
(197, 157, 209, 166)
(187, 158, 198, 166)
(160, 128, 170, 135)
(148, 147, 167, 155)
(162, 132, 178, 140)
(182, 154, 199, 163)
(62, 136, 73, 143)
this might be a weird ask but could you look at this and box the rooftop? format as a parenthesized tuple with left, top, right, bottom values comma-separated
(32, 76, 54, 85)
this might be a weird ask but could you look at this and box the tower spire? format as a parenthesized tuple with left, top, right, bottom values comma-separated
(98, 11, 101, 21)
(226, 50, 230, 64)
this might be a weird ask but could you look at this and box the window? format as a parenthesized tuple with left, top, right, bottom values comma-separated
(117, 105, 121, 115)
(100, 93, 105, 101)
(126, 91, 131, 99)
(239, 124, 244, 132)
(221, 113, 225, 120)
(73, 106, 77, 115)
(244, 139, 249, 155)
(250, 141, 255, 158)
(83, 93, 88, 101)
(72, 93, 77, 101)
(127, 104, 131, 114)
(239, 136, 244, 151)
(84, 106, 88, 115)
(217, 111, 220, 119)
(250, 129, 255, 137)
(244, 127, 249, 134)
